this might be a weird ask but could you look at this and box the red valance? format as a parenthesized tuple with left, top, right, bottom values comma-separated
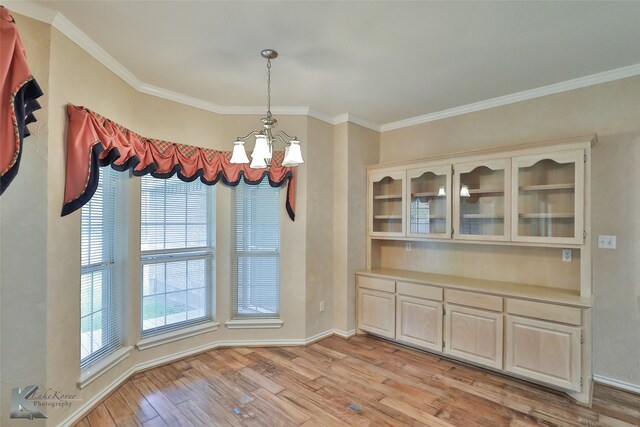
(1, 7, 43, 195)
(62, 105, 296, 220)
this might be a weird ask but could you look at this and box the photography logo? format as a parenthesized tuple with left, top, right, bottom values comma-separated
(11, 385, 47, 419)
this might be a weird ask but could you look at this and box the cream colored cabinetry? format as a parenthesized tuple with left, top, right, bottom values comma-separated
(407, 165, 452, 239)
(512, 149, 585, 244)
(444, 290, 503, 369)
(369, 170, 406, 237)
(453, 158, 511, 241)
(356, 276, 395, 339)
(395, 282, 443, 351)
(505, 299, 582, 391)
(362, 135, 594, 404)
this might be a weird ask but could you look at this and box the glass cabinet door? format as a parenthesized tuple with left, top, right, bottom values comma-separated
(407, 165, 451, 239)
(454, 159, 510, 241)
(512, 150, 584, 244)
(369, 170, 406, 236)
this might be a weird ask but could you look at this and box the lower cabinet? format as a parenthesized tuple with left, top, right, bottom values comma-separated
(355, 274, 586, 395)
(505, 315, 581, 391)
(357, 287, 395, 339)
(444, 304, 503, 369)
(396, 295, 443, 351)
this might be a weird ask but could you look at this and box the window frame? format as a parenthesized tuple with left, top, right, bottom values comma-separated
(139, 175, 216, 337)
(231, 180, 281, 319)
(80, 166, 123, 370)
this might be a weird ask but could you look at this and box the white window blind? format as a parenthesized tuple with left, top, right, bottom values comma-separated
(140, 175, 215, 336)
(80, 166, 122, 369)
(232, 181, 280, 318)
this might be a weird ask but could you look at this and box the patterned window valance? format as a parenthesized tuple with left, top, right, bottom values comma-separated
(1, 7, 44, 195)
(62, 105, 297, 220)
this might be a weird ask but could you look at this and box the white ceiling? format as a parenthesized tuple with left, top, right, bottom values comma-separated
(12, 1, 640, 127)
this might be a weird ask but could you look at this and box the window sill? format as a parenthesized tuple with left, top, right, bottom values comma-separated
(78, 346, 133, 389)
(137, 321, 220, 351)
(225, 319, 284, 329)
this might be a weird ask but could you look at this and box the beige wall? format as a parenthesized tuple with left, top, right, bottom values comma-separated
(380, 75, 640, 387)
(332, 123, 379, 333)
(0, 15, 50, 427)
(305, 118, 335, 337)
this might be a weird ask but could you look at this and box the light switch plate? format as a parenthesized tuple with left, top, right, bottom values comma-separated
(405, 242, 412, 252)
(598, 235, 617, 249)
(562, 249, 572, 262)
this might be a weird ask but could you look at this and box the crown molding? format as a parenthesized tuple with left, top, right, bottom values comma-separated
(8, 1, 640, 134)
(380, 63, 640, 132)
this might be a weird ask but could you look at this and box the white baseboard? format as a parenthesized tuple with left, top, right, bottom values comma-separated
(59, 328, 351, 426)
(593, 375, 640, 395)
(332, 328, 356, 338)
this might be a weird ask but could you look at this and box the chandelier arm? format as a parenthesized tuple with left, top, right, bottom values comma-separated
(274, 130, 297, 143)
(235, 130, 261, 141)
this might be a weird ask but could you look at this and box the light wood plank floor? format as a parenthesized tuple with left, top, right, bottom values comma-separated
(74, 335, 640, 426)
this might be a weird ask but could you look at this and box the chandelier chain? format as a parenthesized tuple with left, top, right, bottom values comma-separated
(266, 59, 272, 118)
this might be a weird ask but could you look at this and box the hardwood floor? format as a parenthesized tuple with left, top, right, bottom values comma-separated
(74, 335, 640, 426)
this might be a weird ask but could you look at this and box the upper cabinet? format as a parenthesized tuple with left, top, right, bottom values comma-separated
(453, 159, 511, 241)
(511, 150, 584, 244)
(367, 137, 590, 246)
(407, 165, 452, 239)
(369, 170, 406, 237)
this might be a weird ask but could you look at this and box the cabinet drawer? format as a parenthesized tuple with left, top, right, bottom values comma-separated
(397, 281, 443, 301)
(357, 275, 395, 293)
(506, 299, 581, 326)
(445, 289, 503, 312)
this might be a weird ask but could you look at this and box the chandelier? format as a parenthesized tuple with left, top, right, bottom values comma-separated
(229, 49, 304, 169)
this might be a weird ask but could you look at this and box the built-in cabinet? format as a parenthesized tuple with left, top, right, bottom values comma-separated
(356, 272, 587, 394)
(360, 135, 595, 404)
(368, 145, 587, 246)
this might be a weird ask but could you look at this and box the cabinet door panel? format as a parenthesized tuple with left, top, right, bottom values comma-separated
(369, 170, 406, 237)
(396, 295, 443, 351)
(358, 288, 395, 339)
(445, 304, 503, 369)
(511, 149, 584, 244)
(453, 159, 511, 241)
(506, 316, 581, 391)
(406, 165, 452, 239)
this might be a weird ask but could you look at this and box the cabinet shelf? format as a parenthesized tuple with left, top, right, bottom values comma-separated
(519, 213, 574, 219)
(374, 194, 402, 200)
(374, 215, 403, 220)
(462, 214, 505, 219)
(412, 192, 445, 198)
(520, 183, 575, 191)
(467, 188, 504, 195)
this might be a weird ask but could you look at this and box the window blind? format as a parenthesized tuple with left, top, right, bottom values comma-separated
(232, 181, 280, 318)
(80, 167, 122, 369)
(140, 176, 215, 336)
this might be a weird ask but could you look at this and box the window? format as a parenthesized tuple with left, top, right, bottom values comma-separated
(81, 167, 122, 369)
(140, 176, 215, 336)
(232, 181, 280, 318)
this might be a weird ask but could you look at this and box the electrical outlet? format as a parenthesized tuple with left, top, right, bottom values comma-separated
(405, 242, 412, 252)
(598, 235, 617, 249)
(562, 249, 572, 262)
(319, 301, 325, 312)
